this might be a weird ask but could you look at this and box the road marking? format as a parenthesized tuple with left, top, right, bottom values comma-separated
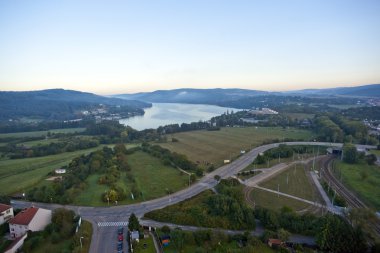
(97, 221, 129, 227)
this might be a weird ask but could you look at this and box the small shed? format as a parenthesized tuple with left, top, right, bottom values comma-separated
(131, 230, 139, 241)
(268, 238, 283, 248)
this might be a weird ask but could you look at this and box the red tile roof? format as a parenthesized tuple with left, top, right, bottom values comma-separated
(268, 238, 282, 245)
(0, 203, 12, 213)
(9, 207, 39, 225)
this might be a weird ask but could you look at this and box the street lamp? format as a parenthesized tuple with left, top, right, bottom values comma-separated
(80, 236, 84, 248)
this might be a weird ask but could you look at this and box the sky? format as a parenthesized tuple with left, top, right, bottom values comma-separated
(0, 0, 379, 95)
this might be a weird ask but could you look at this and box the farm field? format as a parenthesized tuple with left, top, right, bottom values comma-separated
(333, 160, 380, 210)
(73, 151, 189, 206)
(249, 188, 311, 211)
(259, 164, 322, 202)
(160, 127, 314, 167)
(0, 128, 85, 138)
(0, 145, 114, 195)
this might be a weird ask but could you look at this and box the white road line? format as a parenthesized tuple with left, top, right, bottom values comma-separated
(97, 221, 129, 227)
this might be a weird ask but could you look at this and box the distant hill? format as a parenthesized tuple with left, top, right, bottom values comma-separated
(0, 89, 151, 121)
(289, 84, 380, 97)
(114, 88, 270, 104)
(114, 85, 380, 106)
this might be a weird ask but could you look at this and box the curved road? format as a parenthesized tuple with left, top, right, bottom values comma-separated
(11, 142, 376, 252)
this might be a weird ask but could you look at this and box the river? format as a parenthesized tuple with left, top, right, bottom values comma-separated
(119, 103, 240, 130)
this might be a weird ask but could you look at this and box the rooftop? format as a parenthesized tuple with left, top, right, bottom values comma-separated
(0, 203, 12, 213)
(9, 207, 39, 225)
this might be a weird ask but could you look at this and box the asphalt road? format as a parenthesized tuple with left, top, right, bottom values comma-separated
(11, 142, 376, 252)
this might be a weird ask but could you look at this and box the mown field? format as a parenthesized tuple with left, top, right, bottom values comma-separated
(249, 188, 311, 211)
(333, 160, 380, 210)
(160, 127, 314, 167)
(73, 151, 189, 206)
(0, 128, 85, 138)
(0, 145, 114, 195)
(259, 164, 322, 202)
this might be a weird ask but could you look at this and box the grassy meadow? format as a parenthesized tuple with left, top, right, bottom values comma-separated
(160, 127, 314, 167)
(333, 160, 380, 210)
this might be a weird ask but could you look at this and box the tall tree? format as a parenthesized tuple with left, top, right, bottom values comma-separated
(128, 213, 140, 231)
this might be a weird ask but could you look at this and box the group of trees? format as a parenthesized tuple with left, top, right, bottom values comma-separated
(141, 143, 198, 172)
(313, 114, 378, 145)
(7, 138, 99, 159)
(254, 145, 319, 165)
(256, 206, 368, 253)
(145, 179, 255, 230)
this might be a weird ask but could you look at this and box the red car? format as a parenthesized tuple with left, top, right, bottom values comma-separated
(118, 234, 123, 241)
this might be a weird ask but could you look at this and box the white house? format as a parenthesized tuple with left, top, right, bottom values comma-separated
(0, 203, 14, 225)
(9, 207, 52, 238)
(55, 168, 66, 174)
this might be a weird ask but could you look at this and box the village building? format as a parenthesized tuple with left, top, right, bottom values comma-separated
(9, 207, 52, 238)
(0, 203, 14, 225)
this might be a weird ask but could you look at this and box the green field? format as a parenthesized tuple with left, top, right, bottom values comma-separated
(160, 127, 314, 167)
(0, 128, 85, 138)
(259, 164, 322, 202)
(0, 145, 113, 195)
(333, 160, 380, 210)
(370, 149, 380, 156)
(249, 188, 311, 211)
(73, 151, 189, 206)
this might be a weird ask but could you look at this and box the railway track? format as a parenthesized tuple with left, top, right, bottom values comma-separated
(320, 155, 380, 237)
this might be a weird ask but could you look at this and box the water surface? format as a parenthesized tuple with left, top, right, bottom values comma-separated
(120, 103, 239, 130)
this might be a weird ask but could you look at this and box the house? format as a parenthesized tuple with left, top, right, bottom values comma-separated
(9, 207, 52, 238)
(268, 238, 283, 248)
(55, 168, 66, 174)
(4, 233, 27, 253)
(0, 203, 14, 225)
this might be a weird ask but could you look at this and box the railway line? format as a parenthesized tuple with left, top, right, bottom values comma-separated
(320, 155, 380, 237)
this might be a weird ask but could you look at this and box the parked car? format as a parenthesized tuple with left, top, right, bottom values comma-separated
(117, 241, 123, 251)
(118, 227, 124, 235)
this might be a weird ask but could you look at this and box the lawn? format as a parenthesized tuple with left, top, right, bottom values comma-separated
(160, 127, 314, 167)
(370, 149, 380, 156)
(259, 164, 322, 202)
(333, 160, 380, 210)
(0, 128, 85, 138)
(249, 188, 311, 211)
(133, 236, 156, 253)
(73, 151, 189, 206)
(0, 145, 113, 195)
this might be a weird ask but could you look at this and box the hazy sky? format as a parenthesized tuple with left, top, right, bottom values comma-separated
(0, 0, 379, 94)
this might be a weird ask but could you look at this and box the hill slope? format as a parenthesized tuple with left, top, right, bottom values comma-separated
(0, 89, 151, 121)
(114, 88, 270, 104)
(290, 84, 380, 97)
